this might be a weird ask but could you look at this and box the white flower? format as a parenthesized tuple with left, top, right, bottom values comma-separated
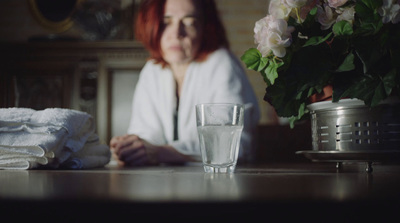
(282, 0, 308, 9)
(336, 6, 355, 25)
(254, 16, 270, 44)
(254, 15, 295, 58)
(327, 0, 348, 8)
(317, 4, 337, 30)
(269, 0, 292, 20)
(270, 0, 319, 23)
(378, 0, 400, 24)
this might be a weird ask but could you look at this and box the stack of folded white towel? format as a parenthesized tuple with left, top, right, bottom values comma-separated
(0, 108, 111, 170)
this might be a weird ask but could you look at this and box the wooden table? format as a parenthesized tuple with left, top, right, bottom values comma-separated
(1, 162, 399, 222)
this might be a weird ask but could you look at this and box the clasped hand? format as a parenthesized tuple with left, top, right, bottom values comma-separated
(110, 134, 158, 166)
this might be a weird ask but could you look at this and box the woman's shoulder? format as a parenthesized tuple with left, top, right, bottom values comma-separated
(140, 60, 169, 78)
(206, 48, 235, 63)
(207, 48, 242, 67)
(142, 60, 163, 72)
(199, 48, 244, 74)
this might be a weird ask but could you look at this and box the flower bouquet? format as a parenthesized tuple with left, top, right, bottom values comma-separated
(241, 0, 400, 127)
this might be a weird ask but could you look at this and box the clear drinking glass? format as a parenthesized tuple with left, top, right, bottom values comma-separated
(196, 103, 244, 173)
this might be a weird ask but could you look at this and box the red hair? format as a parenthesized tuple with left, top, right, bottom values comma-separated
(135, 0, 229, 66)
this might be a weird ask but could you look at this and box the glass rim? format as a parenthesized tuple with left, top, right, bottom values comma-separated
(195, 103, 244, 107)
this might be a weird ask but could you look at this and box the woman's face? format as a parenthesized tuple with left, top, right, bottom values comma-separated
(160, 0, 203, 66)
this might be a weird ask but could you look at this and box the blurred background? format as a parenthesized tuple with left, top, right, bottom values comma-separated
(0, 0, 310, 163)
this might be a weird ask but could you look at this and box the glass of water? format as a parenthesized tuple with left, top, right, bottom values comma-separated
(195, 103, 244, 173)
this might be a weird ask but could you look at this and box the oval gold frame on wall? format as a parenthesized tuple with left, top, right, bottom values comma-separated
(28, 0, 84, 33)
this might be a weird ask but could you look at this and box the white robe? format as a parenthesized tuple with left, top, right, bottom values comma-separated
(127, 48, 260, 161)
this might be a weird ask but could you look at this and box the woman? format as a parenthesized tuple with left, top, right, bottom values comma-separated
(110, 0, 260, 166)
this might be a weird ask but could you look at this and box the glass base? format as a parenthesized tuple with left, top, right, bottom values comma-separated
(203, 164, 236, 173)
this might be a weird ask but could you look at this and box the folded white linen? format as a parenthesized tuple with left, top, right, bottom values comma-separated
(0, 127, 67, 157)
(0, 108, 90, 133)
(0, 107, 95, 152)
(0, 108, 110, 170)
(0, 145, 47, 157)
(0, 116, 73, 168)
(0, 154, 48, 165)
(0, 160, 35, 170)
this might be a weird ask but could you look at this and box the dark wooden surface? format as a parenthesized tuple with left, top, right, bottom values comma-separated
(1, 162, 399, 222)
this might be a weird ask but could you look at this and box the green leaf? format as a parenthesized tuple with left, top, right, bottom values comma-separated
(309, 7, 317, 16)
(339, 74, 388, 107)
(356, 20, 383, 36)
(259, 57, 269, 72)
(336, 53, 355, 72)
(296, 84, 312, 100)
(240, 48, 264, 71)
(264, 59, 284, 85)
(354, 0, 383, 35)
(355, 0, 381, 19)
(382, 69, 397, 95)
(297, 102, 306, 119)
(307, 87, 315, 97)
(333, 21, 353, 36)
(289, 116, 297, 129)
(303, 32, 332, 47)
(371, 82, 386, 106)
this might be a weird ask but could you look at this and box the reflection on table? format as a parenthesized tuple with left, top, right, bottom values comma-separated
(1, 162, 399, 222)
